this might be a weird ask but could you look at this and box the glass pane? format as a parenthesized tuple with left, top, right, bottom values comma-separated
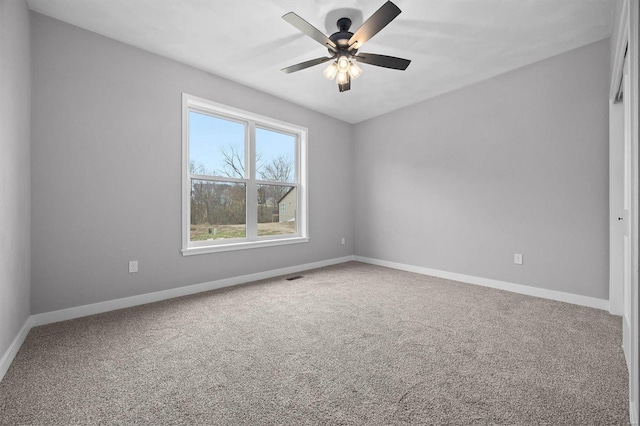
(189, 111, 246, 178)
(190, 179, 246, 241)
(257, 184, 297, 236)
(255, 127, 296, 183)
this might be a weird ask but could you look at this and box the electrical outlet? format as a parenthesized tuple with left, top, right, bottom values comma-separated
(129, 260, 139, 273)
(514, 254, 523, 265)
(341, 237, 345, 245)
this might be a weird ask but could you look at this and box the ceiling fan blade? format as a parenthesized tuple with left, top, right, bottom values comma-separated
(281, 56, 333, 74)
(355, 53, 411, 70)
(348, 1, 401, 50)
(282, 12, 337, 52)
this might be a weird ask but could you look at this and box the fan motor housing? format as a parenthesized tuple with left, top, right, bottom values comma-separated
(329, 17, 354, 49)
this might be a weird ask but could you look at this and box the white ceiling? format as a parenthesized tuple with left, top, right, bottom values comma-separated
(27, 0, 615, 124)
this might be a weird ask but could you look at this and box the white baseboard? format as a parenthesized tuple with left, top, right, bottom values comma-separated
(0, 256, 354, 383)
(354, 256, 609, 311)
(631, 399, 639, 426)
(0, 316, 32, 383)
(31, 256, 355, 327)
(1, 254, 611, 384)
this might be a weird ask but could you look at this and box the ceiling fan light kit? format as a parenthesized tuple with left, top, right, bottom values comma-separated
(281, 1, 411, 93)
(348, 61, 363, 78)
(323, 62, 339, 80)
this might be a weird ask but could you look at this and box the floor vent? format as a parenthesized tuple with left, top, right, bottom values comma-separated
(286, 275, 303, 281)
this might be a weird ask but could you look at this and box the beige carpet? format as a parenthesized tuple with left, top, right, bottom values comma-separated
(0, 262, 629, 425)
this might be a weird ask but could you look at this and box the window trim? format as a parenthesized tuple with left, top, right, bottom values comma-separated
(181, 93, 309, 255)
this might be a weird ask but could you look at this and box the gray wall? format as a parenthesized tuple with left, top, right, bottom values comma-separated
(30, 13, 354, 314)
(0, 0, 31, 355)
(27, 11, 613, 313)
(353, 39, 610, 300)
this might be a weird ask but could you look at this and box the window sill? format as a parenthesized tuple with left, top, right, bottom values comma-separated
(182, 236, 310, 256)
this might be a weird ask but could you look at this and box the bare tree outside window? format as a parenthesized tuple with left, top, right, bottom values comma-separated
(258, 154, 294, 214)
(217, 145, 247, 178)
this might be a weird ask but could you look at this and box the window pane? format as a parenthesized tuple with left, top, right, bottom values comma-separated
(256, 127, 296, 183)
(190, 179, 246, 241)
(257, 184, 296, 236)
(189, 111, 246, 178)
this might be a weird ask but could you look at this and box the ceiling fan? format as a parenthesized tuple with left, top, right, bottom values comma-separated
(281, 1, 411, 92)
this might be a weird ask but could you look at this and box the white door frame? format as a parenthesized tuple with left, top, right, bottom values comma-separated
(610, 1, 639, 424)
(610, 64, 625, 316)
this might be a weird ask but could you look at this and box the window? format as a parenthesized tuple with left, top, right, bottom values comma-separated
(182, 94, 308, 255)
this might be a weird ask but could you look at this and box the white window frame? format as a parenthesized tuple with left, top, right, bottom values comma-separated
(182, 93, 309, 255)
